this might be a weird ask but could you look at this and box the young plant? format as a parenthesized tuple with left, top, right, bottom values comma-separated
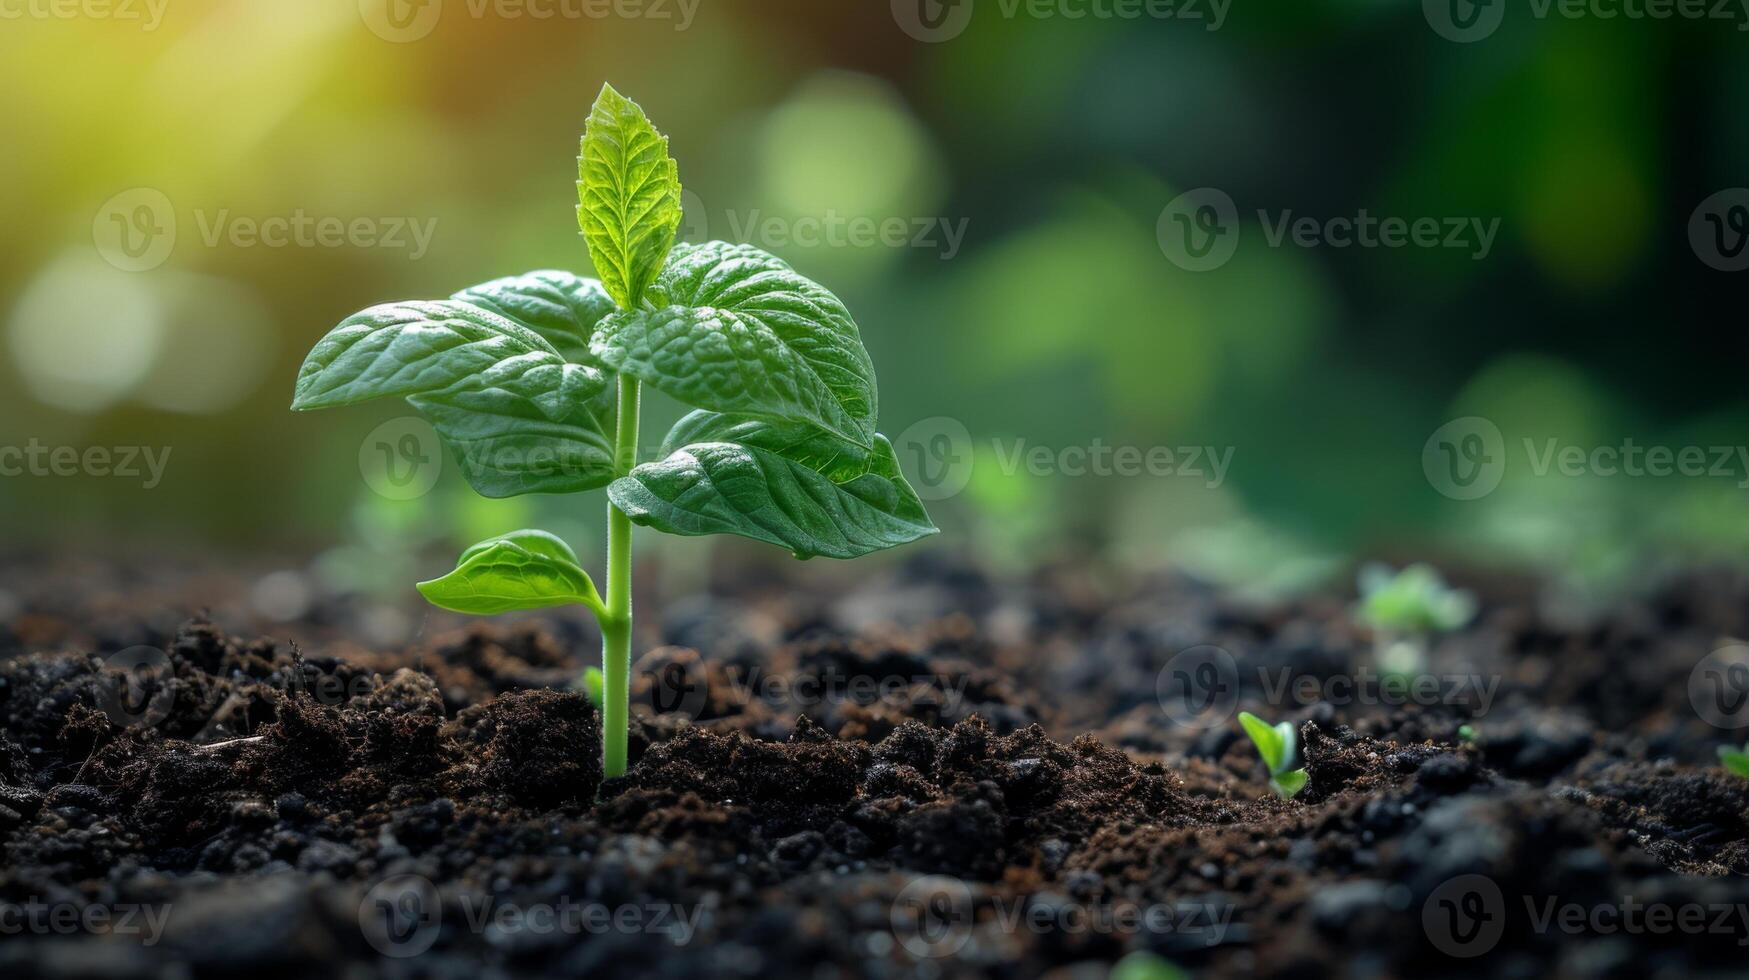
(1355, 562, 1476, 676)
(1109, 951, 1187, 980)
(1238, 711, 1307, 799)
(1719, 743, 1749, 779)
(292, 84, 938, 779)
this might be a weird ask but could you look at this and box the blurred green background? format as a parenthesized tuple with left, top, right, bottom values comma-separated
(2, 0, 1746, 601)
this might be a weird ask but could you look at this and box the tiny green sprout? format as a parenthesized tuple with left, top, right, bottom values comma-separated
(1357, 562, 1476, 635)
(1109, 951, 1188, 980)
(1238, 711, 1308, 799)
(1718, 743, 1749, 779)
(1457, 724, 1476, 743)
(1356, 562, 1475, 676)
(582, 666, 604, 710)
(292, 84, 937, 782)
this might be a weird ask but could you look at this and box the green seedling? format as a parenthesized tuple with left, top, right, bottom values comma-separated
(1356, 562, 1475, 675)
(581, 666, 604, 710)
(1719, 743, 1749, 779)
(1238, 711, 1307, 799)
(1109, 951, 1188, 980)
(292, 84, 937, 779)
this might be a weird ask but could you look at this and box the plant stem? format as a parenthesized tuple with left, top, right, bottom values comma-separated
(601, 374, 641, 779)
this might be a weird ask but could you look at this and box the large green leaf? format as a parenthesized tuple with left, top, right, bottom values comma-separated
(451, 271, 616, 367)
(417, 529, 604, 617)
(607, 434, 936, 560)
(408, 353, 614, 497)
(291, 301, 556, 411)
(592, 242, 877, 447)
(577, 83, 682, 310)
(660, 410, 872, 484)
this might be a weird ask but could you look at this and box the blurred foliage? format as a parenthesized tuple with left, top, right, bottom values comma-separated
(1, 0, 1745, 599)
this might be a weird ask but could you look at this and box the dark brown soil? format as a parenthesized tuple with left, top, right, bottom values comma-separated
(2, 552, 1748, 978)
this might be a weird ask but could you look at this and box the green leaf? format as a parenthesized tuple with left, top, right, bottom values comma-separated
(408, 354, 614, 497)
(459, 527, 580, 564)
(592, 241, 878, 448)
(291, 301, 557, 410)
(417, 530, 604, 617)
(578, 83, 682, 310)
(1272, 768, 1308, 799)
(1719, 746, 1749, 779)
(660, 410, 872, 484)
(607, 433, 936, 560)
(1238, 711, 1285, 773)
(452, 271, 617, 367)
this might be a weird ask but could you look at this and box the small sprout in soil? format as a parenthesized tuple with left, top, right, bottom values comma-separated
(581, 666, 604, 709)
(292, 84, 938, 781)
(1718, 743, 1749, 779)
(1109, 951, 1188, 980)
(1238, 710, 1307, 799)
(1457, 723, 1476, 743)
(1355, 562, 1476, 676)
